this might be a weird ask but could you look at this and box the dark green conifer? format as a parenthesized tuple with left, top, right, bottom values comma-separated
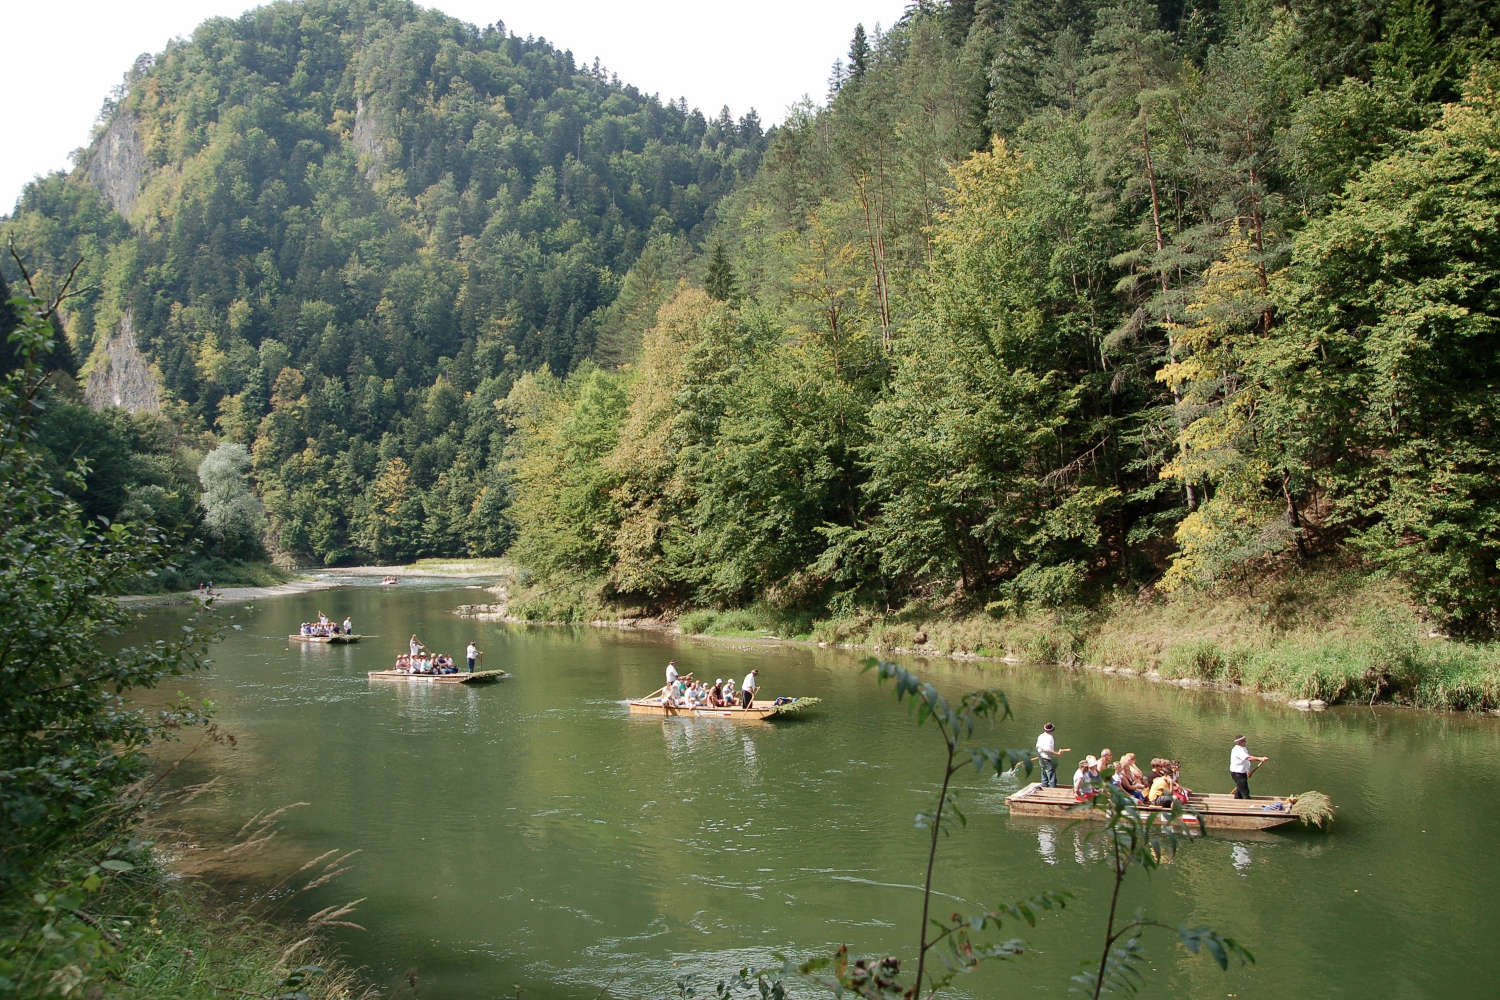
(849, 24, 870, 78)
(703, 241, 737, 302)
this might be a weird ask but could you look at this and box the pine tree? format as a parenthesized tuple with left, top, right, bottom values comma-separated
(943, 0, 977, 41)
(849, 24, 870, 79)
(703, 241, 738, 302)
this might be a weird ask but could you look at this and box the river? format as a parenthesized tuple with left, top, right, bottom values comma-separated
(136, 583, 1500, 999)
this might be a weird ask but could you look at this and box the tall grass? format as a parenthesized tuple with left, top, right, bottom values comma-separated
(803, 569, 1500, 711)
(679, 603, 816, 639)
(130, 558, 291, 594)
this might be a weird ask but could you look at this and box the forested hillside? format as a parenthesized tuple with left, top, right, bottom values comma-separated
(2, 0, 764, 565)
(8, 0, 1500, 637)
(503, 0, 1500, 634)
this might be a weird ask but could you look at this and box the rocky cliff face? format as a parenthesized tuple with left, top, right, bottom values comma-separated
(353, 96, 385, 183)
(84, 309, 162, 413)
(86, 111, 150, 219)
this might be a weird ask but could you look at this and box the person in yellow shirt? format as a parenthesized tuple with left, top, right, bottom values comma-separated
(1147, 758, 1178, 807)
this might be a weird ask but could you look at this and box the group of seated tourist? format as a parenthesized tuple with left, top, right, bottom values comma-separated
(1072, 750, 1194, 807)
(394, 652, 460, 674)
(299, 612, 354, 637)
(660, 674, 739, 708)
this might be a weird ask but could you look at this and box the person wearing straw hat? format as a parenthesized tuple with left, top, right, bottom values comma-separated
(1035, 723, 1070, 788)
(666, 659, 680, 686)
(1072, 755, 1101, 800)
(1229, 735, 1268, 799)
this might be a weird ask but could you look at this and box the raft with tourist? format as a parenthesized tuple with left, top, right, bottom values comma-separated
(1003, 783, 1326, 831)
(368, 636, 506, 684)
(290, 613, 365, 643)
(1010, 725, 1334, 832)
(366, 666, 507, 684)
(629, 662, 820, 721)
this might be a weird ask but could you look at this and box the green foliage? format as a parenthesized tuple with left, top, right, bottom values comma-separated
(503, 365, 630, 581)
(198, 443, 265, 559)
(1069, 786, 1253, 997)
(12, 0, 1500, 631)
(0, 292, 219, 883)
(0, 838, 364, 999)
(1262, 66, 1500, 631)
(702, 240, 738, 301)
(3, 0, 767, 566)
(491, 0, 1500, 641)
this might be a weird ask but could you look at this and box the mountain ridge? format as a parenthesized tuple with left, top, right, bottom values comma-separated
(4, 0, 767, 565)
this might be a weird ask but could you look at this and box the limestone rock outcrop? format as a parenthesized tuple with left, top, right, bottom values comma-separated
(353, 96, 385, 183)
(86, 112, 150, 219)
(84, 309, 161, 413)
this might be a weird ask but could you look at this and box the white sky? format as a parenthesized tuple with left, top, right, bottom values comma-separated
(1, 0, 909, 213)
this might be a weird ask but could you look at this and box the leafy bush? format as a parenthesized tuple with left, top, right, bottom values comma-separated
(0, 292, 218, 884)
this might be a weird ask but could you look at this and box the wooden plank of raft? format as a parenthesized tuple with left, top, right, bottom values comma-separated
(1003, 782, 1300, 829)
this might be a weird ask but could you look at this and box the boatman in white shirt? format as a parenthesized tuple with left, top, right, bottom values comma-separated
(740, 669, 759, 709)
(342, 616, 353, 635)
(666, 660, 680, 687)
(1035, 723, 1070, 788)
(466, 641, 482, 673)
(1229, 734, 1268, 798)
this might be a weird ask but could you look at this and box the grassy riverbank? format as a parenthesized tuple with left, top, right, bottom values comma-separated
(0, 847, 368, 999)
(807, 573, 1500, 711)
(512, 568, 1500, 712)
(127, 558, 292, 595)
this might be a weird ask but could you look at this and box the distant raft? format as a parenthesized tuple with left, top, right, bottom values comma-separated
(290, 633, 364, 644)
(367, 668, 508, 684)
(1004, 782, 1328, 832)
(628, 694, 821, 721)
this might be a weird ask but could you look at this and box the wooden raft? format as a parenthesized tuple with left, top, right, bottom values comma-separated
(366, 669, 508, 684)
(1004, 782, 1302, 831)
(627, 695, 820, 721)
(290, 633, 364, 644)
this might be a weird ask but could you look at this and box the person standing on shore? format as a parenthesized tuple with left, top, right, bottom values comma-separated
(466, 641, 482, 673)
(1230, 735, 1268, 798)
(1036, 723, 1069, 788)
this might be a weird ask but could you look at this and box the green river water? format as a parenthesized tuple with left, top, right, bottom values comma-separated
(139, 583, 1499, 999)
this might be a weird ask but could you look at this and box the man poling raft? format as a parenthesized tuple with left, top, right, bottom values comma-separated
(1035, 723, 1070, 788)
(629, 660, 820, 721)
(1230, 734, 1269, 798)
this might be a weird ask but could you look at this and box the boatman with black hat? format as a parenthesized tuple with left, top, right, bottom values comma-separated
(1036, 723, 1070, 788)
(1229, 735, 1268, 798)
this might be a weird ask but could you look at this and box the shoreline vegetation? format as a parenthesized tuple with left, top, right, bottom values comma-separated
(481, 565, 1500, 714)
(0, 289, 367, 998)
(3, 849, 371, 1000)
(121, 558, 513, 604)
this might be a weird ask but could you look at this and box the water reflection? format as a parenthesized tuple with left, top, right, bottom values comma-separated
(1036, 824, 1058, 865)
(132, 585, 1500, 1000)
